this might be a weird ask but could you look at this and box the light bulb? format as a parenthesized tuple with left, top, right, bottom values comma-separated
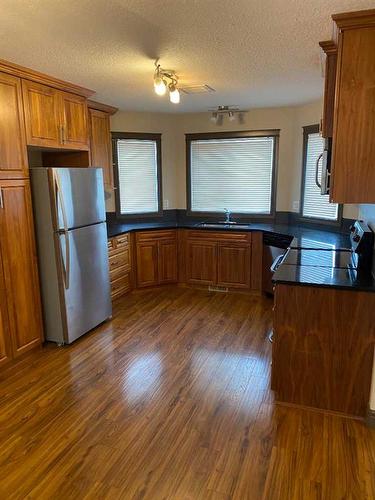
(154, 76, 167, 96)
(170, 89, 180, 104)
(169, 86, 180, 104)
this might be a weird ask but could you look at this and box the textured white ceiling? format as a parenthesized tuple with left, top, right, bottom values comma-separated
(0, 0, 374, 112)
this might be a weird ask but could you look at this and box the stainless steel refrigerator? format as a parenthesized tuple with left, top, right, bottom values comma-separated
(30, 167, 112, 344)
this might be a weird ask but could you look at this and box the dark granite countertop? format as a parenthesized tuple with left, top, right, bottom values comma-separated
(272, 264, 375, 292)
(107, 215, 375, 291)
(106, 218, 351, 249)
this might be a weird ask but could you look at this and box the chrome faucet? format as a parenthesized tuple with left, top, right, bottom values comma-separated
(224, 208, 231, 223)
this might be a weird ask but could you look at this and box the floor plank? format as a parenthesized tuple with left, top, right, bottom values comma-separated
(0, 287, 374, 499)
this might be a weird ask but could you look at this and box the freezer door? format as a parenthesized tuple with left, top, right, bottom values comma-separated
(59, 222, 112, 344)
(53, 168, 106, 230)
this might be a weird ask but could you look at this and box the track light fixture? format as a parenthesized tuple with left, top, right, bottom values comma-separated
(209, 106, 246, 125)
(154, 61, 180, 104)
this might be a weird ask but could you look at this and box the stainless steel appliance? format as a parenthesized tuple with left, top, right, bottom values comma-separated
(272, 221, 374, 278)
(315, 137, 331, 195)
(31, 167, 112, 345)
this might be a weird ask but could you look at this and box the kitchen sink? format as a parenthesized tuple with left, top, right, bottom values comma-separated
(197, 222, 251, 230)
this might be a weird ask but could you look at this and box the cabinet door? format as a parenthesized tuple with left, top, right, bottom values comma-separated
(0, 258, 11, 368)
(60, 92, 89, 150)
(0, 73, 28, 178)
(319, 41, 337, 139)
(186, 240, 217, 285)
(0, 179, 43, 357)
(217, 243, 251, 289)
(136, 241, 159, 287)
(89, 108, 113, 187)
(158, 239, 177, 284)
(22, 80, 61, 148)
(272, 284, 375, 417)
(331, 27, 375, 203)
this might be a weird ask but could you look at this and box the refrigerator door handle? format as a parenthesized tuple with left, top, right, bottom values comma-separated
(315, 152, 323, 189)
(53, 171, 71, 289)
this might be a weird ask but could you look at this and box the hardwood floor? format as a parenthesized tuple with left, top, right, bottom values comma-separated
(0, 287, 374, 499)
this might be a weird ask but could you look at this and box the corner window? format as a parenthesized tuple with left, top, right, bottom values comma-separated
(112, 132, 162, 216)
(186, 131, 279, 216)
(300, 125, 340, 222)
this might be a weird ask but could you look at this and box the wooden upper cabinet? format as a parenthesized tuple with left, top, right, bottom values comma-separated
(60, 92, 89, 150)
(22, 80, 89, 151)
(89, 108, 113, 188)
(22, 80, 61, 148)
(217, 243, 251, 289)
(0, 73, 28, 178)
(329, 10, 375, 203)
(0, 179, 43, 357)
(319, 41, 337, 139)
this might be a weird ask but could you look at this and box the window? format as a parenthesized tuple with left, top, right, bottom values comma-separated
(112, 132, 162, 216)
(300, 125, 340, 222)
(186, 131, 278, 216)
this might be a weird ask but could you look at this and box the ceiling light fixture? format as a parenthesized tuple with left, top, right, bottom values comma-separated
(154, 61, 180, 104)
(209, 106, 246, 125)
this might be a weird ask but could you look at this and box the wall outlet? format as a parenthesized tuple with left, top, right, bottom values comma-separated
(164, 199, 169, 209)
(292, 200, 300, 212)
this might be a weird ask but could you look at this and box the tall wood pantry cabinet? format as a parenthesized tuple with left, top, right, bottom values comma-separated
(88, 100, 118, 190)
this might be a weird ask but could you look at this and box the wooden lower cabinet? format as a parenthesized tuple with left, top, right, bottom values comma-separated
(0, 179, 43, 359)
(108, 234, 132, 299)
(186, 240, 217, 285)
(136, 241, 159, 287)
(217, 243, 251, 288)
(272, 284, 375, 417)
(158, 239, 178, 284)
(184, 230, 252, 289)
(135, 230, 177, 288)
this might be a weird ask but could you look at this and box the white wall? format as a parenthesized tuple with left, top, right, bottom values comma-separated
(110, 100, 358, 218)
(109, 111, 179, 212)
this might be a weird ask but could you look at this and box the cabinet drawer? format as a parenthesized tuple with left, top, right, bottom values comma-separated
(116, 233, 130, 247)
(109, 249, 130, 272)
(110, 264, 130, 281)
(186, 230, 251, 243)
(108, 233, 130, 255)
(136, 230, 176, 242)
(111, 273, 131, 299)
(108, 239, 116, 252)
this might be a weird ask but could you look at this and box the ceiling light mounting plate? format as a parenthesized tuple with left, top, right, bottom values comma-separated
(209, 105, 247, 124)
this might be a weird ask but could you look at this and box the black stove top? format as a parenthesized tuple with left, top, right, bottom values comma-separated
(272, 221, 375, 290)
(281, 248, 355, 269)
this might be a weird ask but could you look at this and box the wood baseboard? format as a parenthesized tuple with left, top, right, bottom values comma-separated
(275, 400, 364, 421)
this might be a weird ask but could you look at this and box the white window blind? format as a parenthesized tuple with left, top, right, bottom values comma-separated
(116, 139, 159, 214)
(190, 136, 275, 214)
(302, 132, 338, 220)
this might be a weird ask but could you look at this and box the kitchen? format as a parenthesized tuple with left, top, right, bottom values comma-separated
(0, 2, 375, 498)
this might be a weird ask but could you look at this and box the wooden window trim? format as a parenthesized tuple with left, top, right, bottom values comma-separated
(185, 130, 279, 220)
(112, 132, 163, 219)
